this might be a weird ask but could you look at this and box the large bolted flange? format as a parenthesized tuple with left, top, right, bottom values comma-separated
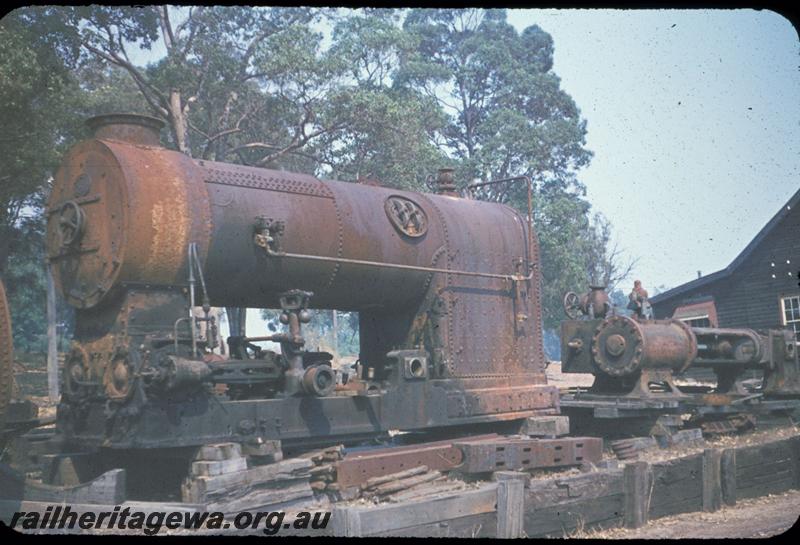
(590, 316, 697, 378)
(592, 316, 646, 377)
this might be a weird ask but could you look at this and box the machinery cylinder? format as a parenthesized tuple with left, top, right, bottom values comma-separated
(159, 356, 213, 390)
(591, 316, 697, 377)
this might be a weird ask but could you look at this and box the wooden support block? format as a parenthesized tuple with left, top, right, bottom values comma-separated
(195, 442, 242, 462)
(527, 469, 624, 506)
(792, 436, 800, 488)
(702, 448, 722, 512)
(248, 452, 283, 465)
(41, 455, 81, 487)
(191, 456, 247, 477)
(670, 428, 705, 448)
(206, 480, 313, 513)
(385, 481, 463, 503)
(327, 485, 361, 503)
(41, 452, 99, 486)
(242, 440, 281, 457)
(182, 457, 312, 503)
(495, 471, 526, 538)
(623, 461, 651, 529)
(245, 442, 283, 465)
(363, 465, 428, 489)
(595, 460, 621, 471)
(334, 484, 498, 537)
(332, 505, 363, 537)
(309, 463, 335, 477)
(24, 469, 126, 505)
(521, 415, 570, 437)
(370, 471, 441, 497)
(720, 448, 736, 506)
(299, 445, 344, 463)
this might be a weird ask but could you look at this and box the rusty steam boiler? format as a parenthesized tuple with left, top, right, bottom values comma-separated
(47, 114, 558, 451)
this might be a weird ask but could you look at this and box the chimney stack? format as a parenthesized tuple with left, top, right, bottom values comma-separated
(86, 113, 165, 147)
(436, 168, 458, 196)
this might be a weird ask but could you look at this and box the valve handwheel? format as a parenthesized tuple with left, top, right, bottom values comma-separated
(58, 200, 86, 248)
(563, 291, 581, 319)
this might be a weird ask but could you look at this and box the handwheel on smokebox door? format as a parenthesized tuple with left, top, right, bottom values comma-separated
(57, 200, 86, 248)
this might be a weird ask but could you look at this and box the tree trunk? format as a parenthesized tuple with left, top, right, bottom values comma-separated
(46, 267, 60, 402)
(0, 224, 15, 276)
(169, 89, 190, 155)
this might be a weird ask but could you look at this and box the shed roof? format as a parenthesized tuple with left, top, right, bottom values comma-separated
(650, 187, 800, 305)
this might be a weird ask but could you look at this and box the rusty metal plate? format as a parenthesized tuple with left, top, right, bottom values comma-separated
(454, 436, 603, 474)
(446, 385, 559, 418)
(0, 279, 14, 428)
(700, 414, 756, 436)
(205, 163, 334, 199)
(46, 139, 212, 309)
(335, 434, 499, 488)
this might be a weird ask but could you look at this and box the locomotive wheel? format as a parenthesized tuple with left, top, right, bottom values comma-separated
(0, 280, 14, 430)
(563, 291, 581, 319)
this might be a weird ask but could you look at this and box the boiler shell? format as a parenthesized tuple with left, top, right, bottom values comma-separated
(47, 139, 533, 315)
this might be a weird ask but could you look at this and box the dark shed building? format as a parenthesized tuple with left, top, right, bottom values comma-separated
(650, 188, 800, 344)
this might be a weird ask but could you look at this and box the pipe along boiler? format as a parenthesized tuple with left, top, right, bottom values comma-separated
(47, 114, 560, 454)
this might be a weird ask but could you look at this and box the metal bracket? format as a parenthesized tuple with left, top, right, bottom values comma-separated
(254, 216, 286, 255)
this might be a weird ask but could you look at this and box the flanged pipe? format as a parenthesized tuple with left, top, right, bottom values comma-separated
(302, 365, 335, 397)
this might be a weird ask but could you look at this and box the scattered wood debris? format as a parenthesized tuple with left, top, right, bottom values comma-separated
(359, 465, 454, 503)
(298, 444, 346, 497)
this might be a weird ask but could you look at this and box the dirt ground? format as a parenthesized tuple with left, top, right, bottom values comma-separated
(546, 361, 595, 389)
(575, 490, 800, 539)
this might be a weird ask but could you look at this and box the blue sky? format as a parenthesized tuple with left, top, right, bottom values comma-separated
(130, 8, 799, 294)
(506, 9, 799, 291)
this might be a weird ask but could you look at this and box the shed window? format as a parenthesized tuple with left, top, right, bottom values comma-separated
(680, 315, 711, 328)
(672, 300, 718, 327)
(781, 295, 800, 343)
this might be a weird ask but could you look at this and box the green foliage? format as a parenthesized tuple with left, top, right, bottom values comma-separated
(399, 9, 592, 183)
(1, 6, 636, 351)
(4, 215, 46, 353)
(260, 309, 360, 357)
(0, 11, 149, 350)
(3, 211, 73, 353)
(397, 9, 629, 328)
(0, 15, 73, 268)
(608, 288, 633, 317)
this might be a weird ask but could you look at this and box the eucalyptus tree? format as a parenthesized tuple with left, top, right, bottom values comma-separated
(397, 9, 633, 329)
